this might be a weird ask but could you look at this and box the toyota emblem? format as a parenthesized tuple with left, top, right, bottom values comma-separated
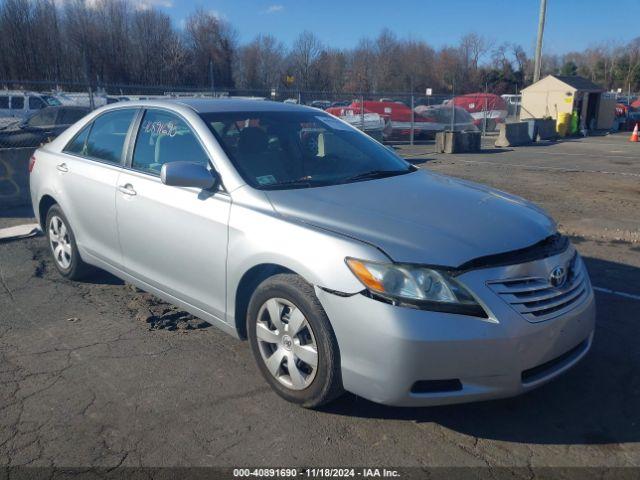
(549, 266, 567, 288)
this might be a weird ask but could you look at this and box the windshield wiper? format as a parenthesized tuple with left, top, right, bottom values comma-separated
(260, 176, 320, 190)
(341, 169, 411, 183)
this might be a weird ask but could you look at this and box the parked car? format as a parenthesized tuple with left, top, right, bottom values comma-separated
(414, 104, 478, 132)
(0, 106, 90, 148)
(309, 100, 331, 110)
(450, 93, 508, 131)
(0, 91, 62, 120)
(325, 105, 390, 141)
(353, 100, 439, 139)
(30, 99, 595, 408)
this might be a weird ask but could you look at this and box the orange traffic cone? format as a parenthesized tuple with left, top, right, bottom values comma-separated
(630, 123, 639, 142)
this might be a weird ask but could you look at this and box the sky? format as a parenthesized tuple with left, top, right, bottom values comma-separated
(145, 0, 637, 56)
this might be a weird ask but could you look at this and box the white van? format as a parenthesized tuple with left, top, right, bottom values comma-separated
(0, 91, 62, 120)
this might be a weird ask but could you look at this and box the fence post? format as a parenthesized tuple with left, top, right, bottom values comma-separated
(410, 93, 415, 146)
(360, 94, 365, 134)
(483, 95, 487, 135)
(88, 83, 95, 110)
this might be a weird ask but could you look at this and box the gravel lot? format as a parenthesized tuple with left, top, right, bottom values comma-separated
(1, 133, 639, 472)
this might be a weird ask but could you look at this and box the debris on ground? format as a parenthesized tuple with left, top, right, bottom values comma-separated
(126, 292, 209, 331)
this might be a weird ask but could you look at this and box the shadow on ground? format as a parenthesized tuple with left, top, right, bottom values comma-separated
(321, 256, 640, 446)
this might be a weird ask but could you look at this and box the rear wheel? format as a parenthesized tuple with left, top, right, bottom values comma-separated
(247, 274, 343, 408)
(45, 205, 94, 280)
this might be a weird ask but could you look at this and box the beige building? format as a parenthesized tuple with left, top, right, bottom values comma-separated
(520, 75, 616, 130)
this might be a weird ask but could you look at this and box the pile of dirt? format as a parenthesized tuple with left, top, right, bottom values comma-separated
(126, 289, 209, 331)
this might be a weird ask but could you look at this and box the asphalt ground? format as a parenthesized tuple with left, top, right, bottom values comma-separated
(1, 132, 639, 474)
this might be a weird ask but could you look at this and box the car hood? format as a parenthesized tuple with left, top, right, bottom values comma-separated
(265, 170, 556, 267)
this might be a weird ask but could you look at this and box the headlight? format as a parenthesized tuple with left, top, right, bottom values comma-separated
(346, 258, 486, 317)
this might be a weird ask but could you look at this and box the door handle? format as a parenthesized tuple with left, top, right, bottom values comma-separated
(56, 163, 68, 173)
(118, 184, 137, 196)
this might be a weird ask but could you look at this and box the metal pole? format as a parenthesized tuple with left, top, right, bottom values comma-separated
(483, 82, 488, 135)
(533, 0, 547, 83)
(360, 94, 365, 133)
(410, 93, 415, 145)
(450, 82, 455, 133)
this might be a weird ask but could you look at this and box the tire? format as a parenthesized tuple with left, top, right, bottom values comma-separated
(247, 273, 344, 408)
(45, 204, 94, 280)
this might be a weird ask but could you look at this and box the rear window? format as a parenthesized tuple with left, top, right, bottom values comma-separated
(0, 96, 8, 109)
(27, 108, 57, 127)
(84, 109, 136, 163)
(64, 125, 91, 156)
(58, 108, 88, 125)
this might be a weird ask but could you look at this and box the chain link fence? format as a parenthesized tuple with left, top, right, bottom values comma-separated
(0, 79, 516, 148)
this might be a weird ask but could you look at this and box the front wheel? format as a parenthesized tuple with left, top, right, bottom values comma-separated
(247, 274, 344, 408)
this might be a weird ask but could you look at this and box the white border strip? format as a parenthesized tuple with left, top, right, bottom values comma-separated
(0, 223, 41, 241)
(593, 286, 640, 301)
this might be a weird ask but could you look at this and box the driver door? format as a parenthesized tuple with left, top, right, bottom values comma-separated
(115, 109, 230, 321)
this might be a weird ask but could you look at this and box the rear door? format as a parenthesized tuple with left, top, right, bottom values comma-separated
(59, 108, 138, 265)
(115, 108, 230, 320)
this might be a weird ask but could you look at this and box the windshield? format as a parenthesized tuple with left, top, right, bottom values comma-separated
(42, 95, 62, 107)
(200, 110, 411, 189)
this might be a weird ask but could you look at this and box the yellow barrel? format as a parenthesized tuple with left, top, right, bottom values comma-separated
(556, 112, 571, 137)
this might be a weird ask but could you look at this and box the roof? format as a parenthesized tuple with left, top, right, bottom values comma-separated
(552, 75, 603, 91)
(523, 75, 604, 92)
(170, 98, 315, 114)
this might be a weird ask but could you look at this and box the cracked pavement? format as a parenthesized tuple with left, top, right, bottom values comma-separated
(1, 133, 639, 470)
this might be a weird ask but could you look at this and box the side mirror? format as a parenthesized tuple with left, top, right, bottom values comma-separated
(160, 161, 219, 190)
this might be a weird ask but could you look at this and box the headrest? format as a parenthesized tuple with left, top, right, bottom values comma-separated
(238, 127, 268, 155)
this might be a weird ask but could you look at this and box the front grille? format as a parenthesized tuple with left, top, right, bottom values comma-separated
(487, 254, 589, 322)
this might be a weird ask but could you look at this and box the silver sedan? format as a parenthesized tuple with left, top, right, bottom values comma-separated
(29, 99, 595, 408)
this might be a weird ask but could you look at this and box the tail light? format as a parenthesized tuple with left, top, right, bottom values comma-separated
(28, 155, 36, 173)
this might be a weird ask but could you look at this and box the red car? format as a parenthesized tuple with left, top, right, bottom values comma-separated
(350, 101, 438, 139)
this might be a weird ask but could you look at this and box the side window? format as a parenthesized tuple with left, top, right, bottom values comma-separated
(29, 97, 45, 110)
(11, 96, 24, 110)
(132, 110, 209, 175)
(85, 109, 136, 163)
(64, 124, 91, 156)
(0, 96, 8, 109)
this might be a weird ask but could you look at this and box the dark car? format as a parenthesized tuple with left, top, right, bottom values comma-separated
(309, 100, 331, 110)
(0, 106, 91, 148)
(330, 100, 351, 107)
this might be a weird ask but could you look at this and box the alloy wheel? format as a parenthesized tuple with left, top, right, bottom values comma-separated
(256, 297, 318, 390)
(49, 215, 72, 269)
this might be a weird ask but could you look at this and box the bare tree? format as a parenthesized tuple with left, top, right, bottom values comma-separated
(289, 31, 322, 90)
(184, 8, 237, 89)
(236, 34, 285, 90)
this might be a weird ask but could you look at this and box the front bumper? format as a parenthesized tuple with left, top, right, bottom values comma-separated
(316, 248, 596, 407)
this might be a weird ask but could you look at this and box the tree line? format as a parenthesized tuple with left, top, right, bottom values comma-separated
(1, 0, 639, 95)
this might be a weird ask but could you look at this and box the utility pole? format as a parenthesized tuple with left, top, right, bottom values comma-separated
(533, 0, 547, 83)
